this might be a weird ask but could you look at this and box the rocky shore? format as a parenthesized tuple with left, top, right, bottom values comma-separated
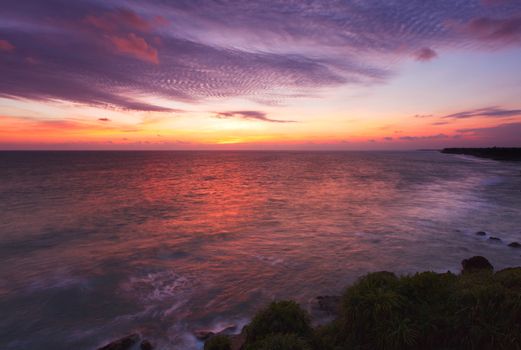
(441, 147, 521, 161)
(98, 253, 521, 350)
(201, 255, 521, 350)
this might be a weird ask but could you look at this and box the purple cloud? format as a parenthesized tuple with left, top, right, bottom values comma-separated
(399, 134, 449, 141)
(83, 8, 165, 33)
(443, 106, 521, 119)
(0, 39, 15, 52)
(456, 122, 521, 145)
(467, 16, 521, 43)
(108, 33, 159, 64)
(414, 47, 438, 61)
(214, 111, 295, 123)
(0, 0, 520, 112)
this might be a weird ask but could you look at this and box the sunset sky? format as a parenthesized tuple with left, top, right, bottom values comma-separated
(1, 0, 521, 150)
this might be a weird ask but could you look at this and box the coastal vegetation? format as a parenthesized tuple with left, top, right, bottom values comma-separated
(205, 256, 521, 350)
(441, 147, 521, 161)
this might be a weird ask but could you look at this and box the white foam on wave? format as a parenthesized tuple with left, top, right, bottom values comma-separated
(254, 254, 285, 266)
(453, 155, 498, 164)
(479, 176, 504, 186)
(203, 317, 249, 335)
(122, 270, 193, 304)
(25, 268, 90, 292)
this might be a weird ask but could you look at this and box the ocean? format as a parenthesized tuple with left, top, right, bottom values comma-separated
(1, 151, 520, 349)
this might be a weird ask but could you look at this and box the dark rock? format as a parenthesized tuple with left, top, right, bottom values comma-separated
(194, 330, 215, 341)
(508, 242, 521, 248)
(217, 325, 238, 336)
(461, 256, 493, 274)
(140, 340, 153, 350)
(316, 295, 341, 316)
(195, 324, 237, 341)
(202, 325, 243, 350)
(98, 334, 140, 350)
(229, 326, 247, 350)
(489, 236, 502, 242)
(475, 231, 487, 236)
(194, 324, 237, 341)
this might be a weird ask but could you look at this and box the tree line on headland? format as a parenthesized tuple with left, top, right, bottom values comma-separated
(441, 148, 521, 161)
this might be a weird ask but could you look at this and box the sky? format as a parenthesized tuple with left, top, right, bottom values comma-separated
(1, 0, 521, 150)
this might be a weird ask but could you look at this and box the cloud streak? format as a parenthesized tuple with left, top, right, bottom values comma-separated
(414, 47, 438, 61)
(467, 16, 521, 43)
(456, 122, 521, 145)
(108, 33, 159, 64)
(443, 106, 521, 119)
(0, 39, 15, 52)
(214, 111, 296, 123)
(399, 134, 449, 141)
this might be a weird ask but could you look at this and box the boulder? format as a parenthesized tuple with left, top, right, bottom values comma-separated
(489, 236, 502, 242)
(195, 324, 237, 341)
(140, 340, 153, 350)
(203, 325, 246, 350)
(194, 330, 215, 341)
(229, 331, 246, 350)
(508, 242, 521, 248)
(316, 295, 341, 316)
(218, 325, 238, 336)
(97, 334, 140, 350)
(475, 231, 487, 236)
(461, 256, 493, 274)
(230, 326, 247, 350)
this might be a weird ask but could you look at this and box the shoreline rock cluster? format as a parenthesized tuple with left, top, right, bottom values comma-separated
(474, 230, 521, 248)
(98, 255, 521, 350)
(204, 255, 521, 350)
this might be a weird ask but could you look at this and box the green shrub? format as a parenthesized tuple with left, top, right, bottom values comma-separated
(495, 267, 521, 290)
(246, 300, 312, 343)
(245, 333, 311, 350)
(450, 270, 521, 349)
(204, 335, 231, 350)
(313, 321, 346, 350)
(238, 260, 521, 350)
(334, 267, 521, 350)
(341, 271, 413, 349)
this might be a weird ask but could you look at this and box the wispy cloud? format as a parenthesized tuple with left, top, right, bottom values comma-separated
(0, 115, 114, 132)
(443, 106, 521, 119)
(414, 47, 438, 61)
(466, 16, 521, 43)
(108, 33, 159, 64)
(214, 111, 296, 123)
(0, 39, 15, 52)
(399, 134, 449, 141)
(1, 0, 521, 112)
(456, 122, 521, 145)
(83, 9, 162, 33)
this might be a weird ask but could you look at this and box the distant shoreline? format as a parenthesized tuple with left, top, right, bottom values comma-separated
(441, 147, 521, 161)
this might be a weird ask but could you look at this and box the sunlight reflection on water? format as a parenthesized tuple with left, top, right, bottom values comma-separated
(1, 151, 520, 349)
